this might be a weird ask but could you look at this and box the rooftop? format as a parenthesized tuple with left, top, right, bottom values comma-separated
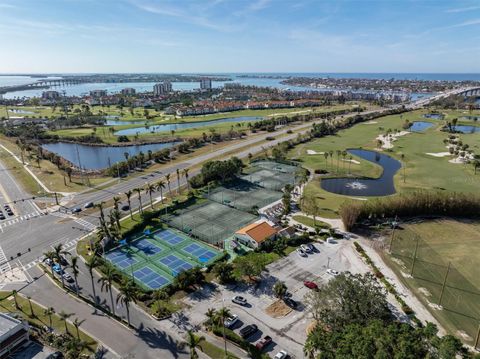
(236, 221, 278, 244)
(0, 313, 22, 337)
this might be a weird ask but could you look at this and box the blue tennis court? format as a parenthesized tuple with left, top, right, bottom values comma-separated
(131, 238, 163, 256)
(153, 229, 186, 246)
(105, 250, 138, 269)
(181, 242, 219, 263)
(133, 266, 170, 289)
(159, 254, 193, 274)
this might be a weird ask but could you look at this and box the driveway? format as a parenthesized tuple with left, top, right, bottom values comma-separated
(182, 239, 369, 358)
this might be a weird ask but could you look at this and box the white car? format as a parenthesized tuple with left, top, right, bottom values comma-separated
(326, 237, 336, 244)
(297, 248, 307, 257)
(274, 350, 288, 359)
(326, 268, 340, 276)
(224, 314, 238, 328)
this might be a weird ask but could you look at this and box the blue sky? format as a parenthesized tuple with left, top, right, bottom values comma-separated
(0, 0, 479, 73)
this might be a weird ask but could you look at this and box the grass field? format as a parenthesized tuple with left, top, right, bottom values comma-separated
(384, 219, 480, 344)
(288, 108, 480, 217)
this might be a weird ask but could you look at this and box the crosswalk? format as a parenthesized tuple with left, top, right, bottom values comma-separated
(0, 245, 11, 274)
(49, 211, 98, 231)
(0, 210, 44, 230)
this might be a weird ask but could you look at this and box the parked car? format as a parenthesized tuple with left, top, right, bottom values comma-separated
(84, 202, 94, 209)
(58, 255, 69, 266)
(71, 207, 82, 213)
(121, 204, 130, 211)
(46, 352, 64, 359)
(284, 297, 298, 309)
(240, 324, 258, 338)
(6, 209, 14, 216)
(297, 248, 307, 257)
(326, 268, 340, 276)
(224, 314, 238, 329)
(52, 264, 63, 274)
(301, 244, 312, 253)
(306, 243, 317, 252)
(274, 350, 289, 359)
(0, 212, 4, 220)
(43, 258, 53, 266)
(63, 272, 74, 283)
(255, 335, 273, 350)
(232, 296, 247, 306)
(326, 237, 336, 244)
(304, 281, 318, 290)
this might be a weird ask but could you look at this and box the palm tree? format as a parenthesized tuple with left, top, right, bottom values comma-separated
(11, 290, 19, 309)
(185, 330, 204, 359)
(70, 256, 80, 296)
(336, 150, 341, 173)
(348, 155, 353, 174)
(27, 296, 34, 317)
(116, 280, 137, 327)
(59, 310, 74, 334)
(329, 150, 334, 169)
(113, 196, 121, 212)
(44, 307, 55, 329)
(72, 318, 85, 339)
(134, 187, 143, 213)
(176, 168, 181, 194)
(273, 281, 287, 298)
(145, 182, 156, 209)
(43, 251, 56, 278)
(204, 308, 217, 329)
(125, 190, 133, 219)
(156, 180, 165, 204)
(183, 168, 190, 192)
(165, 173, 172, 197)
(323, 151, 329, 170)
(342, 150, 347, 172)
(85, 255, 101, 306)
(98, 265, 117, 316)
(53, 244, 69, 288)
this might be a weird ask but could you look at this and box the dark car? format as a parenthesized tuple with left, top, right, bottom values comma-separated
(121, 204, 130, 211)
(58, 255, 69, 266)
(6, 209, 14, 216)
(255, 335, 273, 350)
(0, 213, 4, 220)
(71, 207, 82, 213)
(84, 202, 94, 209)
(284, 297, 298, 309)
(240, 324, 258, 339)
(46, 352, 64, 359)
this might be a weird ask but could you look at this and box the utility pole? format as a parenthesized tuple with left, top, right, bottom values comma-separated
(438, 262, 451, 307)
(475, 323, 480, 351)
(410, 236, 420, 277)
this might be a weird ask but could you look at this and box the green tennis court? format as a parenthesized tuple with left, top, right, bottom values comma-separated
(106, 228, 222, 290)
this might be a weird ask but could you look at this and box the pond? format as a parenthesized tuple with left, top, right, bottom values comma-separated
(114, 116, 262, 136)
(423, 113, 443, 119)
(42, 141, 180, 170)
(453, 125, 480, 134)
(106, 119, 150, 126)
(409, 121, 434, 132)
(320, 149, 401, 196)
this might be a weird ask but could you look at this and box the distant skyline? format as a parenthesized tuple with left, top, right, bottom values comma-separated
(0, 0, 479, 73)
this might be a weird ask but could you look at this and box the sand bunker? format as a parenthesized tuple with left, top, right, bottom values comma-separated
(376, 131, 410, 149)
(426, 152, 451, 157)
(306, 150, 324, 155)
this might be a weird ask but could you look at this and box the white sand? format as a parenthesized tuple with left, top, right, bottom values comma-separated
(342, 158, 360, 164)
(426, 152, 451, 157)
(362, 120, 378, 124)
(376, 131, 410, 149)
(306, 150, 324, 155)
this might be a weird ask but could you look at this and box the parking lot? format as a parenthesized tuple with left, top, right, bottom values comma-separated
(182, 239, 369, 358)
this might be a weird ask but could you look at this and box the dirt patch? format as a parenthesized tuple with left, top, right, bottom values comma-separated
(265, 299, 292, 318)
(418, 287, 431, 297)
(456, 330, 472, 341)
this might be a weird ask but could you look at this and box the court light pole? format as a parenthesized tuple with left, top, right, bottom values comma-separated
(221, 297, 227, 357)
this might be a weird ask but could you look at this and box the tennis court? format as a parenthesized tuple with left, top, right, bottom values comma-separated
(106, 227, 222, 290)
(162, 200, 257, 244)
(206, 179, 282, 212)
(241, 168, 296, 191)
(105, 249, 139, 270)
(252, 160, 299, 174)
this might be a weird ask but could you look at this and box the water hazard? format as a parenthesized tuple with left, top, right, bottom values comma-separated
(320, 149, 401, 196)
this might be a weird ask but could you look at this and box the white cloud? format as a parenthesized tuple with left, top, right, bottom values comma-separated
(446, 5, 480, 13)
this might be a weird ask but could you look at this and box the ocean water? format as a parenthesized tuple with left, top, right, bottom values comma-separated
(1, 73, 479, 99)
